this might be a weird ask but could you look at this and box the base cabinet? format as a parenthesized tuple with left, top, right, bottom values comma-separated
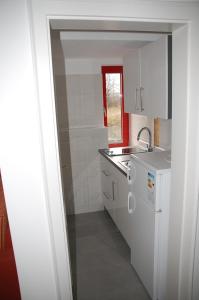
(100, 156, 131, 245)
(114, 167, 131, 245)
(100, 156, 117, 222)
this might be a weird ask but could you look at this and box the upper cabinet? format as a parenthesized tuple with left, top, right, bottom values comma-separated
(123, 35, 172, 119)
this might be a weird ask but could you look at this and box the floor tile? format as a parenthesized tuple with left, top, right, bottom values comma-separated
(68, 211, 150, 300)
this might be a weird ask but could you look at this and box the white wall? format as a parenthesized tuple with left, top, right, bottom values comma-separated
(130, 114, 172, 150)
(64, 58, 118, 214)
(46, 48, 118, 215)
(50, 30, 74, 217)
(65, 58, 123, 75)
(0, 2, 63, 300)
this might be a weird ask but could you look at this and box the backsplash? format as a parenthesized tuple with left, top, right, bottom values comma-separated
(130, 114, 172, 150)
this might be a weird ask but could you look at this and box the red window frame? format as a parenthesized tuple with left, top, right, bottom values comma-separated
(102, 66, 129, 148)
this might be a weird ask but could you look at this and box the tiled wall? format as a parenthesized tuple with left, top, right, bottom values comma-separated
(66, 73, 107, 214)
(52, 33, 109, 215)
(66, 75, 103, 127)
(68, 127, 107, 213)
(130, 114, 172, 150)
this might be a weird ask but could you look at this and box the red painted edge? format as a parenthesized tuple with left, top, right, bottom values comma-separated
(101, 66, 129, 148)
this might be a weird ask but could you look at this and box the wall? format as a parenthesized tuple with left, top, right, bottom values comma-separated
(50, 30, 74, 216)
(130, 114, 172, 150)
(64, 58, 122, 214)
(50, 42, 123, 215)
(0, 1, 61, 299)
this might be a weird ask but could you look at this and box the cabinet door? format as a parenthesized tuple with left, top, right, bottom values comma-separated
(140, 36, 169, 119)
(100, 157, 116, 220)
(123, 49, 140, 114)
(114, 168, 131, 245)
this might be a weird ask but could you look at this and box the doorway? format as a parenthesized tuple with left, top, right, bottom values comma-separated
(48, 19, 188, 300)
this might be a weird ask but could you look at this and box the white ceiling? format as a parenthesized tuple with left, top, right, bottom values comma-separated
(60, 31, 164, 59)
(52, 19, 185, 59)
(61, 40, 146, 58)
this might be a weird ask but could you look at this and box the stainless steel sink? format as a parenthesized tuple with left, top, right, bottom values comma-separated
(104, 146, 147, 157)
(119, 159, 131, 169)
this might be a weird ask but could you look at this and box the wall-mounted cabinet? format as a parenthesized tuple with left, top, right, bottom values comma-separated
(123, 35, 172, 119)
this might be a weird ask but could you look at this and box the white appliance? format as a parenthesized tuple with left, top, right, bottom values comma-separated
(127, 151, 171, 300)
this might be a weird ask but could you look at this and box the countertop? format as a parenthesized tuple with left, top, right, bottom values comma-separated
(131, 150, 171, 173)
(99, 149, 130, 176)
(99, 147, 170, 176)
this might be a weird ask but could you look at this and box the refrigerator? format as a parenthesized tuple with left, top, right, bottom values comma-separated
(127, 150, 171, 300)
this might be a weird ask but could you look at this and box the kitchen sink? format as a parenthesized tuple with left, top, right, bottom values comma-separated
(119, 159, 131, 169)
(104, 146, 147, 157)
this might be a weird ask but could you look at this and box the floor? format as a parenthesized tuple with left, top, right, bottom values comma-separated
(67, 211, 150, 300)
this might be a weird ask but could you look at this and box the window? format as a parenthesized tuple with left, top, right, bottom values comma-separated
(102, 66, 129, 148)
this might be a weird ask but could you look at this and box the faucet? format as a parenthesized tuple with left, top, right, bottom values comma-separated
(137, 127, 153, 152)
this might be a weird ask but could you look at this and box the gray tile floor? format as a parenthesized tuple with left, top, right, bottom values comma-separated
(67, 210, 150, 300)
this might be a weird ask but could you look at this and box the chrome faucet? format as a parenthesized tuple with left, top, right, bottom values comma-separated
(137, 127, 153, 152)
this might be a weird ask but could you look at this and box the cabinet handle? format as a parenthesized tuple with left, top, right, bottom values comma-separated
(128, 192, 133, 214)
(135, 88, 139, 111)
(102, 170, 110, 177)
(128, 192, 136, 214)
(127, 162, 136, 185)
(140, 87, 144, 112)
(112, 181, 115, 201)
(103, 192, 110, 200)
(127, 166, 132, 185)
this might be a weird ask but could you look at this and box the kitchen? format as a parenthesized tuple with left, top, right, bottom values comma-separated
(2, 1, 199, 299)
(51, 26, 172, 300)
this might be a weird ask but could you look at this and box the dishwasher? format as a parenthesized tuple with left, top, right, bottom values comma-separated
(127, 151, 171, 300)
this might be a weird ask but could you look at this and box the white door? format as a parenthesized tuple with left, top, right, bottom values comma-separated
(140, 36, 168, 118)
(114, 167, 131, 245)
(100, 157, 113, 213)
(130, 160, 156, 298)
(100, 157, 117, 221)
(123, 49, 140, 114)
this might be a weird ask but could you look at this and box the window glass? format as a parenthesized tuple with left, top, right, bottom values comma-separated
(105, 73, 122, 143)
(102, 66, 129, 148)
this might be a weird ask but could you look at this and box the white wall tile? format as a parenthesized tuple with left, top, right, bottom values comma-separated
(56, 61, 109, 214)
(66, 74, 103, 128)
(130, 114, 171, 150)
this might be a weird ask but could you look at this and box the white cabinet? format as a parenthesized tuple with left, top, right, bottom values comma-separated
(123, 35, 172, 119)
(113, 167, 131, 245)
(123, 49, 140, 114)
(100, 156, 118, 222)
(100, 155, 131, 245)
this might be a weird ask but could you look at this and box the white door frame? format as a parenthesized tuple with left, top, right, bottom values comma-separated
(28, 2, 199, 299)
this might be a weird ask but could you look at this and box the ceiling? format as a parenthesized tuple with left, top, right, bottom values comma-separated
(60, 31, 164, 59)
(52, 19, 184, 59)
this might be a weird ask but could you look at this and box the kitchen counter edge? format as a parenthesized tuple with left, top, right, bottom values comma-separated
(98, 149, 128, 177)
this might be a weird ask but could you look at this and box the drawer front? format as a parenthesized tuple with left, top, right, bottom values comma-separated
(100, 156, 115, 220)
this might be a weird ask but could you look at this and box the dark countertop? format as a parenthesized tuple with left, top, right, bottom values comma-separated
(99, 149, 130, 177)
